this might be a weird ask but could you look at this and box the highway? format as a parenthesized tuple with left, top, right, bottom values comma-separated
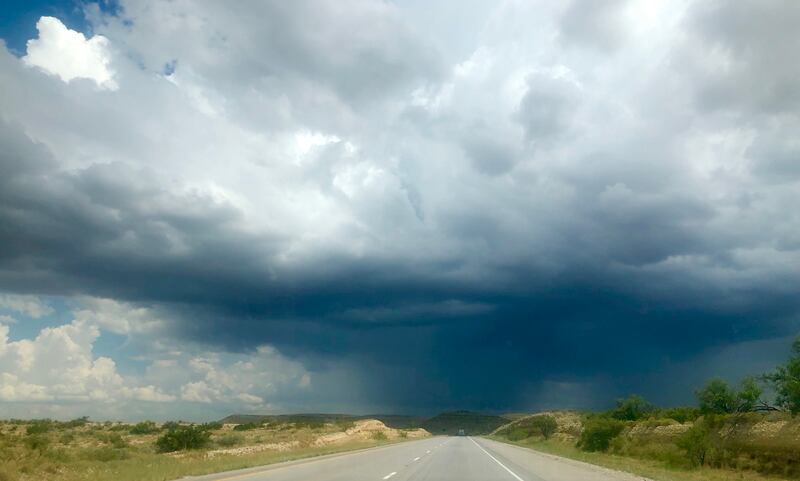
(188, 436, 651, 481)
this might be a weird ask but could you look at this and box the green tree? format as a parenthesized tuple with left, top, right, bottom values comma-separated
(735, 376, 763, 412)
(696, 379, 736, 414)
(765, 337, 800, 414)
(611, 395, 655, 421)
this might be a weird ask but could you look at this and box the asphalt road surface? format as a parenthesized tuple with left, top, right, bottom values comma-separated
(188, 436, 652, 481)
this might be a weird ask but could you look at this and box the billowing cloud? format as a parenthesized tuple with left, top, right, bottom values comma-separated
(22, 16, 117, 90)
(0, 0, 798, 417)
(0, 297, 310, 419)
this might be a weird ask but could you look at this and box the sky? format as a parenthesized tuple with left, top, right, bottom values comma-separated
(0, 0, 799, 421)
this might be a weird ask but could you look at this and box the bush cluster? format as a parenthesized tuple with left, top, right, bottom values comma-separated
(577, 417, 625, 452)
(215, 433, 244, 447)
(129, 421, 160, 435)
(155, 425, 211, 453)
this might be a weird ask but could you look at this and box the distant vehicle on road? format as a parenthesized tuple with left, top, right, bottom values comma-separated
(457, 428, 466, 436)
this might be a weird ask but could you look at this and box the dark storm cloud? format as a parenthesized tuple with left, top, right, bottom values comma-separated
(2, 113, 797, 412)
(1, 0, 799, 414)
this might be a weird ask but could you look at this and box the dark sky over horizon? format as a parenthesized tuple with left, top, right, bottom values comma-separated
(0, 0, 799, 421)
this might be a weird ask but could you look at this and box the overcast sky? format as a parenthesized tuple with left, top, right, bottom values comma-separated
(0, 0, 799, 421)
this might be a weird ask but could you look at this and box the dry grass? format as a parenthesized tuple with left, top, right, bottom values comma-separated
(0, 419, 421, 481)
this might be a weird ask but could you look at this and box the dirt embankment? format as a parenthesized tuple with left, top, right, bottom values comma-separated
(205, 441, 300, 458)
(493, 411, 582, 442)
(201, 419, 429, 458)
(313, 419, 429, 446)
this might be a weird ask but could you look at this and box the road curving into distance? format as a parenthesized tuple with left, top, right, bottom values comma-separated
(185, 435, 653, 481)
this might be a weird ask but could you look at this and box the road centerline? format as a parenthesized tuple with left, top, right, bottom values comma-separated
(469, 437, 524, 481)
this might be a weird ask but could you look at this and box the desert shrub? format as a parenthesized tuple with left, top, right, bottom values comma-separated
(215, 433, 244, 447)
(232, 422, 261, 432)
(577, 418, 624, 452)
(161, 421, 180, 431)
(24, 435, 50, 451)
(528, 415, 558, 439)
(611, 395, 655, 421)
(371, 431, 388, 441)
(658, 407, 701, 423)
(677, 422, 712, 467)
(398, 430, 408, 438)
(97, 432, 128, 448)
(59, 433, 75, 445)
(61, 416, 89, 429)
(26, 421, 52, 435)
(155, 425, 211, 453)
(335, 420, 355, 432)
(199, 422, 223, 431)
(129, 421, 159, 435)
(108, 424, 128, 431)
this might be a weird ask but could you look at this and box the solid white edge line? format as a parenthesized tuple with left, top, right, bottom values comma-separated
(383, 472, 397, 480)
(469, 437, 524, 481)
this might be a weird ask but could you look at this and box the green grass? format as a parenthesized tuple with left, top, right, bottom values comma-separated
(488, 436, 793, 481)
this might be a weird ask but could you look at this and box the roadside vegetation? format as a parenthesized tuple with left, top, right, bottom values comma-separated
(492, 336, 800, 480)
(0, 418, 426, 481)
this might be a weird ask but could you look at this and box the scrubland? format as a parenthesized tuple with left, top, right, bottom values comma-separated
(0, 417, 427, 481)
(492, 410, 800, 481)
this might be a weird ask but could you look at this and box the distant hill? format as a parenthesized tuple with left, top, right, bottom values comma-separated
(420, 410, 509, 435)
(219, 413, 426, 429)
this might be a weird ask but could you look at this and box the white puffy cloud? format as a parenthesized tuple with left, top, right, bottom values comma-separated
(22, 16, 117, 90)
(0, 295, 310, 418)
(0, 320, 126, 402)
